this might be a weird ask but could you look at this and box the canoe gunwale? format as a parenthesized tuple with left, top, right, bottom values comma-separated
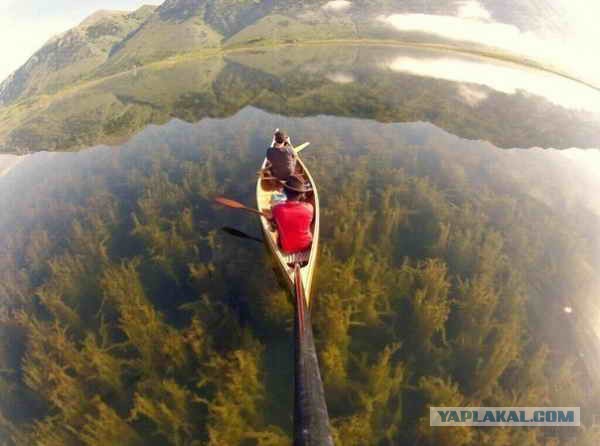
(256, 146, 319, 306)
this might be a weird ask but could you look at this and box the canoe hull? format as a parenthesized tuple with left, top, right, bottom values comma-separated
(256, 146, 320, 306)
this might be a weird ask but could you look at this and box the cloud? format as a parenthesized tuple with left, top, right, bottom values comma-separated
(561, 149, 600, 174)
(381, 55, 600, 114)
(379, 2, 600, 88)
(322, 1, 352, 12)
(457, 84, 489, 106)
(0, 154, 28, 177)
(326, 72, 355, 84)
(557, 148, 600, 215)
(456, 1, 491, 20)
(380, 13, 526, 51)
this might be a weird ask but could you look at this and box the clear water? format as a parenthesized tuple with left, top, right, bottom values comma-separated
(1, 44, 600, 445)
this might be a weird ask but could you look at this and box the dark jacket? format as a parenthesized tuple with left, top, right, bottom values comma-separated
(267, 145, 296, 179)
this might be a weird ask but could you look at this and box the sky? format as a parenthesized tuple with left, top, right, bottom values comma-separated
(0, 0, 161, 82)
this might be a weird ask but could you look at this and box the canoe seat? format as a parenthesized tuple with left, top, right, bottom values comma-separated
(283, 249, 311, 267)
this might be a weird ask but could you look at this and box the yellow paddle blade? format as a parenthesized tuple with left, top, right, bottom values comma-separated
(294, 142, 311, 153)
(214, 197, 246, 209)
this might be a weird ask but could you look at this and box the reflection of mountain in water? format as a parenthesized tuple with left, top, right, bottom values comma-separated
(4, 45, 600, 153)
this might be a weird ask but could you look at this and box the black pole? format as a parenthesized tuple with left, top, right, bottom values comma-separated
(293, 266, 334, 446)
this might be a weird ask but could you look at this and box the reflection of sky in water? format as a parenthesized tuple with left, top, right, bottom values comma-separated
(322, 0, 352, 12)
(381, 54, 600, 114)
(325, 72, 355, 84)
(0, 154, 26, 177)
(379, 0, 600, 87)
(557, 148, 600, 214)
(534, 148, 600, 216)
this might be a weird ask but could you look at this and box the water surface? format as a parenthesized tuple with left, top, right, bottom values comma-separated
(1, 45, 600, 445)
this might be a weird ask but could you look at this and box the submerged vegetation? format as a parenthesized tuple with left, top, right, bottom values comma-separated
(1, 109, 599, 444)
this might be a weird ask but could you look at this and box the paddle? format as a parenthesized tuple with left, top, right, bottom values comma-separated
(258, 141, 311, 179)
(214, 197, 269, 218)
(293, 262, 334, 446)
(221, 226, 263, 243)
(271, 129, 310, 155)
(294, 263, 306, 335)
(294, 142, 310, 154)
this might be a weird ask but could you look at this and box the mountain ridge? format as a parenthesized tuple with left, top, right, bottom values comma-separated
(0, 4, 158, 105)
(0, 0, 595, 106)
(0, 0, 463, 104)
(79, 9, 133, 26)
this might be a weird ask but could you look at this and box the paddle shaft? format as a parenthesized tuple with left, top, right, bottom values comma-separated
(293, 265, 334, 446)
(237, 206, 268, 218)
(214, 197, 270, 219)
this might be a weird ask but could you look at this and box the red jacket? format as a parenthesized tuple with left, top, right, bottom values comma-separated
(272, 201, 314, 253)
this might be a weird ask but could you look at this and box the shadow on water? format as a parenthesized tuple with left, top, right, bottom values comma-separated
(221, 226, 264, 243)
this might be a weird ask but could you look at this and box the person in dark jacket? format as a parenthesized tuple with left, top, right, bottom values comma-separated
(266, 130, 297, 180)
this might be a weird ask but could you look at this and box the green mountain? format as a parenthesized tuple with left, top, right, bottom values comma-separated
(0, 0, 588, 107)
(72, 0, 480, 76)
(96, 1, 224, 76)
(0, 0, 363, 104)
(36, 0, 368, 79)
(0, 6, 157, 105)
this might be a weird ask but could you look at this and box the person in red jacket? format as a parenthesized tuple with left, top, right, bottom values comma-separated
(272, 175, 314, 254)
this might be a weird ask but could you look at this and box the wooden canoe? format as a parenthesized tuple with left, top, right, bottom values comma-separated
(256, 142, 319, 307)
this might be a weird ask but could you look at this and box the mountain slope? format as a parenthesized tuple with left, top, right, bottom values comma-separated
(96, 1, 223, 75)
(0, 0, 591, 107)
(0, 6, 156, 105)
(97, 0, 284, 75)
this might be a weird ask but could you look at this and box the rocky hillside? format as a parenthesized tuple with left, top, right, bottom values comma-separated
(0, 6, 156, 105)
(96, 0, 224, 76)
(0, 0, 357, 103)
(0, 0, 576, 106)
(96, 0, 358, 75)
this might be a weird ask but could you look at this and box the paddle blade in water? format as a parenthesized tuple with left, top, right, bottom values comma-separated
(294, 142, 311, 153)
(221, 226, 263, 243)
(214, 197, 246, 209)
